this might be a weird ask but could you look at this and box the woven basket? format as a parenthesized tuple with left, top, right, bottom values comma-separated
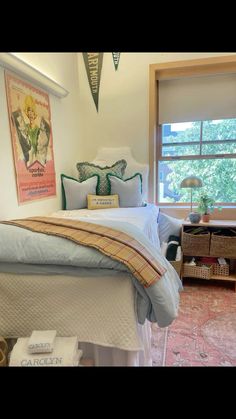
(210, 233, 236, 258)
(183, 263, 213, 279)
(170, 259, 182, 276)
(0, 336, 8, 367)
(182, 231, 210, 256)
(213, 263, 229, 276)
(169, 248, 182, 276)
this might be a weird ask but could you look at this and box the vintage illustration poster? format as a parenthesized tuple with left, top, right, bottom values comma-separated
(5, 71, 56, 203)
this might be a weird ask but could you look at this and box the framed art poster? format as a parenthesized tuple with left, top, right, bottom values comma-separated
(5, 71, 56, 203)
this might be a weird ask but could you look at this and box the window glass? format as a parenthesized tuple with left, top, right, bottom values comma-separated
(158, 159, 236, 204)
(158, 118, 236, 204)
(202, 119, 236, 141)
(162, 122, 201, 144)
(202, 143, 236, 155)
(163, 145, 200, 157)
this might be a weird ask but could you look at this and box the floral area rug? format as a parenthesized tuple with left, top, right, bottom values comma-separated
(151, 279, 236, 366)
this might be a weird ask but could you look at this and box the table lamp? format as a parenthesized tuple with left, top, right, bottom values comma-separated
(180, 176, 203, 222)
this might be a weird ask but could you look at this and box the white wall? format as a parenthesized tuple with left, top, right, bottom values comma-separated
(77, 52, 236, 164)
(0, 53, 81, 219)
(1, 52, 235, 220)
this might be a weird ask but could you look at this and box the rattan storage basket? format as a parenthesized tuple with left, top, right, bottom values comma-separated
(183, 263, 213, 279)
(182, 231, 210, 256)
(170, 257, 182, 276)
(210, 233, 236, 258)
(166, 248, 182, 276)
(213, 263, 229, 276)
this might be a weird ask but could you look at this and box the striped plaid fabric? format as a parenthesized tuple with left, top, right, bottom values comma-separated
(2, 217, 166, 288)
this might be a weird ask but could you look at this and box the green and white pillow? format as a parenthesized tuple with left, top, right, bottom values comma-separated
(61, 174, 98, 210)
(107, 173, 143, 207)
(76, 160, 127, 195)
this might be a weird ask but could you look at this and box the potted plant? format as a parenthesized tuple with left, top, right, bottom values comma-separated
(197, 193, 221, 222)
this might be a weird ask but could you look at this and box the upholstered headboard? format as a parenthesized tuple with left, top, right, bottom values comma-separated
(91, 147, 149, 201)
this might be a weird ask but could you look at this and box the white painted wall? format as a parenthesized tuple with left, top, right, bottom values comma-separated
(1, 52, 235, 220)
(0, 53, 81, 219)
(77, 52, 236, 164)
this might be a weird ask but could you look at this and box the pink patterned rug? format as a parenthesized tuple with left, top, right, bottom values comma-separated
(151, 279, 236, 366)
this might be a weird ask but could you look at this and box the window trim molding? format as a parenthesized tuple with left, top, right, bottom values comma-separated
(149, 54, 236, 203)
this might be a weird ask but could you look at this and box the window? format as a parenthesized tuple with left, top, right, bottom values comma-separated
(158, 119, 236, 204)
(149, 56, 236, 205)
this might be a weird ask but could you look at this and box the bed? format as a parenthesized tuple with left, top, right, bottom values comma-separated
(0, 147, 182, 366)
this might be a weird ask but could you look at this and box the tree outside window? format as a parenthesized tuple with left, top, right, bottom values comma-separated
(158, 119, 236, 204)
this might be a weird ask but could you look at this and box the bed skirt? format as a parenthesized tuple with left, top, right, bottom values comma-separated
(79, 321, 152, 366)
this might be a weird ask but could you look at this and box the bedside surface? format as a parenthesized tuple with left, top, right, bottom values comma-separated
(182, 220, 236, 228)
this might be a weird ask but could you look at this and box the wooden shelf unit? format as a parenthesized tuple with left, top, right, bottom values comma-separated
(181, 220, 236, 291)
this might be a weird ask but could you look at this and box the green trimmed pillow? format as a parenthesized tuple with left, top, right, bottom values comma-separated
(61, 174, 98, 210)
(76, 159, 127, 195)
(107, 173, 143, 207)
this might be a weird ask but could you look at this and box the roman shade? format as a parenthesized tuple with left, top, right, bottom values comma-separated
(159, 73, 236, 124)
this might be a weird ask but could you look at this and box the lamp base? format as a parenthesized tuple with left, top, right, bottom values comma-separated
(189, 212, 201, 224)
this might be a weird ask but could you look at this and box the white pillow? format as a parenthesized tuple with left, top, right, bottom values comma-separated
(158, 213, 183, 244)
(107, 173, 143, 207)
(61, 174, 98, 210)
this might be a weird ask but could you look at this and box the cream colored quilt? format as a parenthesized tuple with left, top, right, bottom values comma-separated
(0, 270, 142, 351)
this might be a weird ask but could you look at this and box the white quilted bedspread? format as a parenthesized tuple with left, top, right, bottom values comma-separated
(0, 270, 142, 351)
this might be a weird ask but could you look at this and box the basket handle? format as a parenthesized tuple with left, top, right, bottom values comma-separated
(0, 336, 8, 355)
(0, 348, 6, 367)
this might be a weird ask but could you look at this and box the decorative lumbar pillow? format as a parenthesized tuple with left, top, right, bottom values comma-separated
(158, 212, 184, 244)
(87, 194, 119, 210)
(76, 160, 127, 195)
(61, 174, 98, 210)
(107, 173, 143, 207)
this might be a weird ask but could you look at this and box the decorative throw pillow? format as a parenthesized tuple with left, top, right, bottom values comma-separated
(107, 173, 143, 207)
(87, 194, 119, 210)
(76, 160, 127, 195)
(61, 174, 98, 210)
(158, 212, 184, 244)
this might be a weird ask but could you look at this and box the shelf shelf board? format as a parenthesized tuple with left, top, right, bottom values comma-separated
(182, 274, 236, 281)
(211, 274, 236, 281)
(183, 254, 236, 259)
(182, 220, 236, 228)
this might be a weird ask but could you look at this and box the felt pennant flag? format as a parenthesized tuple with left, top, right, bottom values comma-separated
(83, 53, 104, 111)
(112, 53, 120, 71)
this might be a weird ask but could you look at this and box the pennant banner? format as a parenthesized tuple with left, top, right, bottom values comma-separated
(83, 53, 103, 111)
(112, 53, 120, 71)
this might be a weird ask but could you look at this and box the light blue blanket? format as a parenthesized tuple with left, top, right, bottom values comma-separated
(0, 218, 183, 327)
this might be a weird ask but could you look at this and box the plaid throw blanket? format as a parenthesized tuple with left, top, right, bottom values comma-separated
(1, 216, 166, 288)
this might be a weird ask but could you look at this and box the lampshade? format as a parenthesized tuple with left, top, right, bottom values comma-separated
(180, 176, 203, 188)
(180, 176, 203, 218)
